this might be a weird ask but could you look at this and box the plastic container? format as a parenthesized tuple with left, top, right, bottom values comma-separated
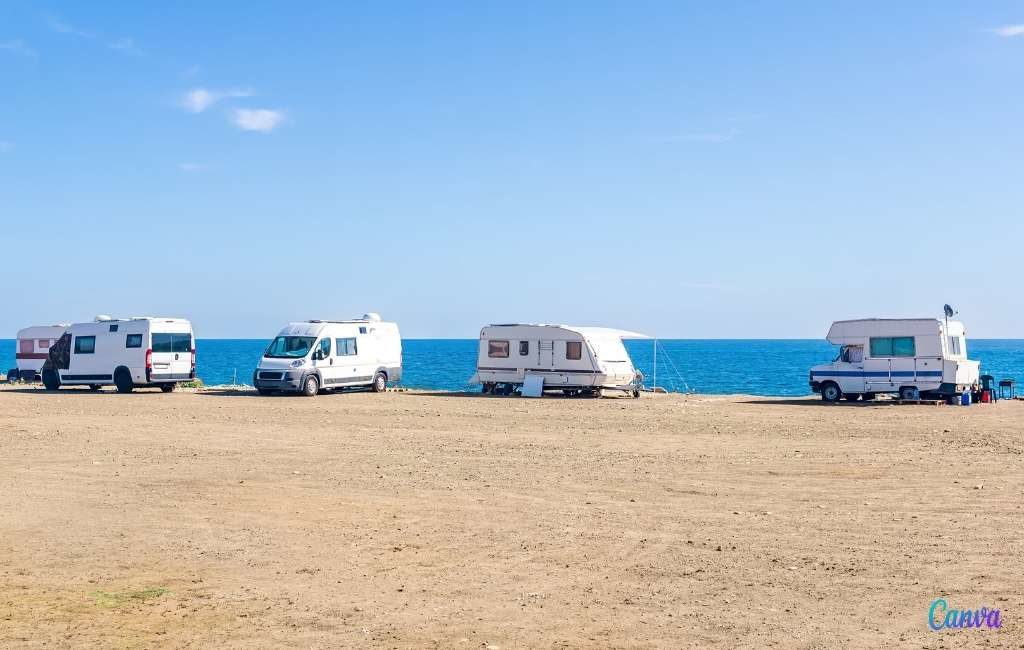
(981, 390, 991, 403)
(960, 391, 971, 406)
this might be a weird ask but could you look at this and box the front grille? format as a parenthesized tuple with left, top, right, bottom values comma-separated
(258, 371, 284, 380)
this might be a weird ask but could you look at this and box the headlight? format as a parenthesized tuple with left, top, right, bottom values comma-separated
(290, 359, 306, 367)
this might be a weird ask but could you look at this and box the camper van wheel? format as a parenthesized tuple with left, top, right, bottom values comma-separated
(160, 383, 177, 393)
(114, 368, 134, 394)
(482, 383, 494, 394)
(302, 375, 320, 397)
(371, 372, 387, 393)
(7, 368, 18, 383)
(591, 389, 604, 399)
(899, 386, 917, 401)
(820, 382, 841, 403)
(41, 369, 60, 391)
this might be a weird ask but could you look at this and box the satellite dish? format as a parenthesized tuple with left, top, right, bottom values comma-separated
(943, 304, 955, 318)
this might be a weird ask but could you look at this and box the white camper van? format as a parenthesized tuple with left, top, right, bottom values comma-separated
(253, 314, 402, 396)
(471, 324, 645, 397)
(809, 318, 980, 402)
(41, 316, 195, 393)
(8, 324, 69, 382)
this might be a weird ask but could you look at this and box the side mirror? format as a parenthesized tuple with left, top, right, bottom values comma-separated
(312, 350, 322, 361)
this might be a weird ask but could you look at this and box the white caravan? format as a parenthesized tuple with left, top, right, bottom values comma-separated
(253, 313, 402, 396)
(471, 324, 645, 397)
(809, 318, 980, 402)
(8, 324, 69, 382)
(41, 316, 195, 393)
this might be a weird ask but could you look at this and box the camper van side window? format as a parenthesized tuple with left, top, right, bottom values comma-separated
(19, 339, 33, 354)
(870, 337, 915, 357)
(488, 340, 510, 358)
(318, 338, 332, 358)
(126, 334, 143, 349)
(74, 336, 96, 354)
(948, 336, 962, 355)
(891, 337, 915, 356)
(519, 341, 529, 356)
(335, 338, 358, 356)
(566, 341, 582, 360)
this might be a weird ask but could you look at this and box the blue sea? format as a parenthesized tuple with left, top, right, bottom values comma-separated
(3, 339, 1022, 396)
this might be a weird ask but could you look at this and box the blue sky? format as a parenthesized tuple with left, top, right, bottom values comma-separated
(2, 2, 1022, 338)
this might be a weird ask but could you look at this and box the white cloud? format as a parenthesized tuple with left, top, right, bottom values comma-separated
(231, 108, 285, 133)
(991, 24, 1024, 37)
(177, 162, 204, 173)
(47, 16, 95, 39)
(0, 141, 13, 152)
(180, 87, 253, 113)
(106, 37, 138, 53)
(0, 39, 36, 57)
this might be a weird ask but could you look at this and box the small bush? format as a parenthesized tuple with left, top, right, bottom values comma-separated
(179, 378, 204, 389)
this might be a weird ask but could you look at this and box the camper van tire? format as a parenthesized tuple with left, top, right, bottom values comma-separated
(42, 368, 60, 391)
(371, 372, 387, 393)
(114, 368, 134, 394)
(302, 375, 320, 397)
(899, 386, 917, 401)
(7, 368, 18, 383)
(820, 382, 842, 403)
(160, 383, 177, 393)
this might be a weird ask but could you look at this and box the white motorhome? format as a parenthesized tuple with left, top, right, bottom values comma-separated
(809, 318, 980, 402)
(41, 316, 195, 393)
(253, 313, 402, 396)
(471, 324, 645, 397)
(8, 324, 69, 382)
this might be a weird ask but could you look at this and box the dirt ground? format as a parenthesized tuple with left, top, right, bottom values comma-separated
(0, 385, 1021, 649)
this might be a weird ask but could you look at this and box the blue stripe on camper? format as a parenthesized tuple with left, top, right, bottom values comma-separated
(811, 370, 944, 378)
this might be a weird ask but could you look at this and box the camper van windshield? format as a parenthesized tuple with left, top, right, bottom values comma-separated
(265, 336, 316, 358)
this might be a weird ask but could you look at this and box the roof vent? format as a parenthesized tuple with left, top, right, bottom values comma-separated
(362, 312, 382, 322)
(94, 315, 113, 322)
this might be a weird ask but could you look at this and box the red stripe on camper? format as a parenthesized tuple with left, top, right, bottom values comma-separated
(15, 353, 49, 360)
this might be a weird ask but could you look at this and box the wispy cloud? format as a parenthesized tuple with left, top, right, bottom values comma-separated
(180, 87, 254, 113)
(990, 24, 1024, 37)
(231, 108, 285, 133)
(0, 39, 36, 57)
(47, 16, 95, 39)
(106, 37, 138, 53)
(177, 162, 204, 173)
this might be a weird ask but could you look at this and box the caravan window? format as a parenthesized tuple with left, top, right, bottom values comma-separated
(335, 338, 358, 356)
(74, 336, 96, 354)
(519, 341, 529, 356)
(488, 340, 509, 358)
(566, 341, 582, 360)
(870, 337, 915, 357)
(948, 336, 962, 356)
(126, 334, 143, 348)
(153, 333, 193, 353)
(19, 339, 33, 354)
(37, 339, 51, 349)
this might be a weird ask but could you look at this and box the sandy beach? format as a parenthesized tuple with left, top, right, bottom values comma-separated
(0, 385, 1020, 648)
